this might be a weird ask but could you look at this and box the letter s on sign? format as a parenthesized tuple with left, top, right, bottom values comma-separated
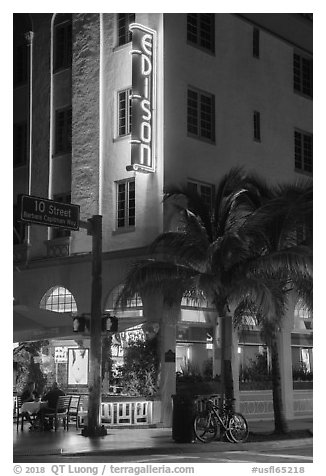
(141, 100, 151, 121)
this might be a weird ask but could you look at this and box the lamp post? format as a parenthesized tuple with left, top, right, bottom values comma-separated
(81, 215, 107, 437)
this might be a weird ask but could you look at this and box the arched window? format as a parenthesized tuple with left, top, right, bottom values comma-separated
(105, 284, 143, 312)
(180, 293, 214, 324)
(294, 300, 313, 331)
(40, 286, 77, 314)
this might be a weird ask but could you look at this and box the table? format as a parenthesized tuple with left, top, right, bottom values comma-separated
(21, 401, 47, 415)
(21, 401, 47, 430)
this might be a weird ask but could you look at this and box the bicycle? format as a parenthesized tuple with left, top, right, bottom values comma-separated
(193, 398, 249, 443)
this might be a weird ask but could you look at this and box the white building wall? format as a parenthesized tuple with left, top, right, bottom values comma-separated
(163, 14, 312, 190)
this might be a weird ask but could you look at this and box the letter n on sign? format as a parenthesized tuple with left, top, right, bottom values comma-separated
(127, 23, 156, 173)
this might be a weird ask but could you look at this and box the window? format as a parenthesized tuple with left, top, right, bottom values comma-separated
(117, 13, 135, 46)
(294, 300, 313, 331)
(55, 107, 72, 154)
(51, 194, 71, 239)
(13, 204, 26, 245)
(106, 284, 143, 311)
(54, 18, 72, 71)
(116, 179, 135, 229)
(40, 286, 77, 314)
(118, 89, 132, 136)
(14, 43, 28, 85)
(253, 28, 260, 58)
(13, 122, 28, 166)
(187, 13, 215, 53)
(294, 130, 313, 173)
(253, 111, 261, 141)
(187, 180, 214, 211)
(293, 53, 313, 97)
(187, 88, 215, 142)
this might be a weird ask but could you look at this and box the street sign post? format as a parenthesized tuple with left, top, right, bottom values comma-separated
(18, 195, 105, 436)
(19, 194, 80, 231)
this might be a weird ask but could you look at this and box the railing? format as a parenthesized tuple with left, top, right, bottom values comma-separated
(101, 401, 153, 425)
(77, 396, 155, 426)
(45, 237, 71, 258)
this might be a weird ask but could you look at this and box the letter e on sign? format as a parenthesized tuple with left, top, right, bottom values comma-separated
(142, 34, 153, 55)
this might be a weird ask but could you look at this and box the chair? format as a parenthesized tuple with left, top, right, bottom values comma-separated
(13, 396, 17, 420)
(15, 396, 27, 431)
(66, 395, 81, 429)
(15, 396, 21, 430)
(43, 395, 71, 431)
(15, 396, 35, 431)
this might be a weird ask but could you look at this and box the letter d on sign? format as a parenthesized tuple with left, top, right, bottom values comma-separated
(141, 55, 152, 76)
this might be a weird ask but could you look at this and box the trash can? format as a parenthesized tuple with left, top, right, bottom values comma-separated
(172, 394, 197, 443)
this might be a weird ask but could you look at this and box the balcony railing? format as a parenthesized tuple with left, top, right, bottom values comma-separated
(45, 236, 71, 258)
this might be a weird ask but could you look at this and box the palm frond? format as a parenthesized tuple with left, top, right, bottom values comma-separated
(246, 246, 312, 280)
(115, 259, 200, 310)
(231, 277, 286, 328)
(150, 230, 208, 269)
(164, 185, 213, 241)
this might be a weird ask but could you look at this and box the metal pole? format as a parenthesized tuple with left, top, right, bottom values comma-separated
(83, 215, 106, 436)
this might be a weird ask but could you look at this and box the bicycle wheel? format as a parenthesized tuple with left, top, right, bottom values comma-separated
(193, 411, 218, 443)
(226, 412, 249, 443)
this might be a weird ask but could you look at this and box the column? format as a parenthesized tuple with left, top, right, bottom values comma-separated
(160, 302, 179, 427)
(276, 293, 295, 420)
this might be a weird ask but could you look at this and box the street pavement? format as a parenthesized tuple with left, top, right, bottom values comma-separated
(13, 418, 313, 463)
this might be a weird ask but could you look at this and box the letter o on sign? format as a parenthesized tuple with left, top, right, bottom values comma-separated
(141, 122, 151, 143)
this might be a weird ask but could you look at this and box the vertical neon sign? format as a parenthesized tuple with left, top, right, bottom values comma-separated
(127, 24, 156, 173)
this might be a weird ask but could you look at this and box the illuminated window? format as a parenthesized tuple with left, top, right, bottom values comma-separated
(117, 13, 135, 46)
(116, 179, 135, 229)
(13, 122, 28, 167)
(187, 14, 215, 53)
(187, 180, 214, 211)
(118, 89, 132, 136)
(53, 15, 72, 71)
(106, 284, 143, 311)
(253, 28, 260, 58)
(187, 88, 215, 142)
(294, 300, 313, 331)
(51, 194, 71, 239)
(40, 286, 77, 314)
(293, 53, 312, 97)
(253, 111, 261, 141)
(294, 130, 312, 174)
(55, 107, 72, 155)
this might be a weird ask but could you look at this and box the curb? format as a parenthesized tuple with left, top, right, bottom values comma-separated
(14, 437, 313, 458)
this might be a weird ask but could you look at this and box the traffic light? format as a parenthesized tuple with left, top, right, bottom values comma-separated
(73, 316, 87, 332)
(109, 315, 118, 333)
(102, 314, 118, 333)
(73, 314, 118, 333)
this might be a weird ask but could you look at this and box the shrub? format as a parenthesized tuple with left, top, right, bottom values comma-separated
(240, 352, 271, 383)
(118, 336, 159, 397)
(293, 362, 313, 381)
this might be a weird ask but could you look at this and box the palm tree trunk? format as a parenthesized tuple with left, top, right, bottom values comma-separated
(217, 302, 235, 408)
(270, 337, 288, 434)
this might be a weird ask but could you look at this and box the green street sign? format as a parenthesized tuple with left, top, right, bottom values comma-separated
(20, 194, 80, 230)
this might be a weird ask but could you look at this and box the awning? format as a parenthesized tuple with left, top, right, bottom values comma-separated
(13, 304, 74, 342)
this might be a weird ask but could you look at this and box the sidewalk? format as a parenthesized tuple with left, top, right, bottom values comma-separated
(13, 418, 313, 458)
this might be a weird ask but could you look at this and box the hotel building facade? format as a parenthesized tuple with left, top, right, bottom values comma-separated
(13, 13, 313, 425)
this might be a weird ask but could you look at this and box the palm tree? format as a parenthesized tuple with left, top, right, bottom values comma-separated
(233, 180, 313, 433)
(117, 167, 276, 406)
(117, 170, 312, 432)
